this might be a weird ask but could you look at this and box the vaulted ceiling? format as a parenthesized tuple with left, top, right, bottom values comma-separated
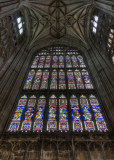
(21, 0, 93, 45)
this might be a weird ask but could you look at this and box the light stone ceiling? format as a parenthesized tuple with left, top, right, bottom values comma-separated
(21, 0, 93, 44)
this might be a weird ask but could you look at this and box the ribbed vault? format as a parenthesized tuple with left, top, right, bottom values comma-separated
(20, 0, 93, 45)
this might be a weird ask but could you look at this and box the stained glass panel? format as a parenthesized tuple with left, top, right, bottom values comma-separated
(71, 55, 78, 68)
(80, 95, 95, 131)
(32, 70, 42, 90)
(70, 95, 83, 131)
(66, 55, 72, 68)
(52, 56, 58, 68)
(38, 56, 45, 68)
(44, 56, 51, 68)
(59, 95, 69, 131)
(89, 95, 107, 131)
(77, 55, 86, 68)
(47, 95, 57, 131)
(67, 71, 76, 89)
(59, 56, 64, 68)
(33, 96, 46, 132)
(82, 69, 93, 89)
(50, 70, 57, 89)
(74, 70, 84, 89)
(40, 70, 49, 89)
(24, 70, 35, 90)
(31, 56, 39, 68)
(59, 70, 66, 89)
(21, 95, 36, 132)
(8, 95, 27, 132)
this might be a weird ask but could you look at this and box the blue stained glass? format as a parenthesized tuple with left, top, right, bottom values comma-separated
(52, 56, 58, 68)
(73, 122, 82, 131)
(40, 71, 49, 89)
(47, 122, 57, 131)
(80, 95, 95, 131)
(33, 122, 43, 132)
(24, 107, 34, 121)
(24, 70, 35, 90)
(59, 56, 64, 68)
(47, 95, 57, 131)
(66, 56, 72, 68)
(8, 122, 20, 132)
(33, 97, 46, 132)
(84, 121, 95, 131)
(38, 56, 45, 68)
(31, 56, 39, 68)
(59, 95, 69, 131)
(67, 71, 76, 89)
(59, 122, 68, 131)
(59, 70, 66, 89)
(89, 95, 107, 131)
(71, 106, 81, 121)
(96, 121, 107, 131)
(32, 70, 42, 90)
(50, 71, 57, 89)
(71, 55, 78, 68)
(44, 56, 51, 68)
(21, 121, 31, 132)
(77, 55, 86, 68)
(35, 106, 44, 121)
(82, 70, 93, 89)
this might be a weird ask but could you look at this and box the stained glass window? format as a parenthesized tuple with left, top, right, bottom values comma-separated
(40, 70, 49, 89)
(59, 95, 69, 131)
(21, 95, 36, 132)
(8, 95, 27, 132)
(24, 70, 35, 90)
(8, 46, 108, 133)
(89, 95, 107, 131)
(59, 69, 66, 89)
(67, 70, 76, 89)
(32, 70, 42, 90)
(50, 70, 57, 89)
(80, 95, 95, 131)
(33, 96, 46, 132)
(70, 95, 83, 132)
(47, 95, 57, 131)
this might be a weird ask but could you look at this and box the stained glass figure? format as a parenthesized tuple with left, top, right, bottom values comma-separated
(33, 96, 46, 132)
(32, 70, 42, 90)
(24, 70, 35, 90)
(40, 70, 49, 89)
(50, 70, 57, 89)
(77, 55, 86, 68)
(71, 55, 78, 68)
(89, 95, 107, 131)
(8, 95, 27, 132)
(47, 95, 57, 131)
(74, 70, 84, 89)
(59, 56, 64, 68)
(59, 70, 66, 89)
(67, 70, 76, 89)
(38, 56, 45, 68)
(52, 56, 58, 68)
(44, 56, 51, 68)
(66, 55, 72, 68)
(59, 95, 69, 131)
(82, 69, 93, 89)
(70, 95, 83, 131)
(21, 95, 36, 132)
(31, 56, 39, 68)
(80, 95, 95, 131)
